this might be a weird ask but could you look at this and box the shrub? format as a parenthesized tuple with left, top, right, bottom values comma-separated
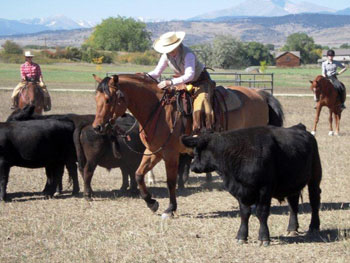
(2, 40, 23, 55)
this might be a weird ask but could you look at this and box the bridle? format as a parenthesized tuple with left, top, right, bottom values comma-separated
(101, 79, 181, 156)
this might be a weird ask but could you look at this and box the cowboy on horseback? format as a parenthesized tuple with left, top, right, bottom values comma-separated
(148, 31, 215, 134)
(322, 49, 347, 109)
(11, 51, 51, 111)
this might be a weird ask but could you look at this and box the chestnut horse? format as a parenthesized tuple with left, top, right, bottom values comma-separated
(92, 74, 284, 218)
(310, 75, 344, 136)
(18, 81, 45, 114)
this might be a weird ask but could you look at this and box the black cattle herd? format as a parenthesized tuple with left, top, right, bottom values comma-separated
(1, 100, 324, 245)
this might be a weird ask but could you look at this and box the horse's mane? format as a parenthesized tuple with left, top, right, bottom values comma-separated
(119, 74, 160, 91)
(96, 77, 112, 96)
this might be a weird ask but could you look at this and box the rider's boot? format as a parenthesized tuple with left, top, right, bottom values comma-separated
(10, 97, 17, 109)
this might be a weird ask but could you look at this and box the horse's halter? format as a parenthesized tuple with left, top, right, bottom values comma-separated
(94, 81, 127, 134)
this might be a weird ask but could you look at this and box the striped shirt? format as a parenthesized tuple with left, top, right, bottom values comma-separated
(20, 61, 42, 80)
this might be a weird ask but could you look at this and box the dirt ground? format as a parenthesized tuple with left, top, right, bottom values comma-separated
(0, 91, 349, 263)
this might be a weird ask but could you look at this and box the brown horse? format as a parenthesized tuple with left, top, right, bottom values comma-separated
(92, 74, 284, 218)
(18, 81, 45, 114)
(310, 75, 344, 136)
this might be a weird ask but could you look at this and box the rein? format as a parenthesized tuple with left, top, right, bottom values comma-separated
(113, 89, 181, 156)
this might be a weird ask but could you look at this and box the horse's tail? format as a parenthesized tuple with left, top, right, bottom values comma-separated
(258, 90, 284, 127)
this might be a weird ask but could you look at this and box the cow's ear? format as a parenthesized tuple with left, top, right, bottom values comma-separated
(182, 135, 199, 148)
(93, 74, 102, 83)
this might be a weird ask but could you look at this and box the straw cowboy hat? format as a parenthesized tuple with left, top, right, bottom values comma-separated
(24, 51, 34, 57)
(153, 31, 186, 54)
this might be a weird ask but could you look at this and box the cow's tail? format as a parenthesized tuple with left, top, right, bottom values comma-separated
(259, 90, 284, 127)
(307, 137, 322, 231)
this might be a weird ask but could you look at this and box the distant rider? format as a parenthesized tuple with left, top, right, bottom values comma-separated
(322, 49, 347, 109)
(11, 51, 51, 111)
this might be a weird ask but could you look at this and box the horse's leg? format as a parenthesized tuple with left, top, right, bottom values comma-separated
(328, 109, 334, 136)
(162, 152, 180, 218)
(135, 151, 162, 212)
(66, 161, 80, 196)
(334, 113, 341, 136)
(311, 104, 322, 135)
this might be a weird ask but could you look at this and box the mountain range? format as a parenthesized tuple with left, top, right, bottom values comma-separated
(0, 15, 95, 36)
(1, 1, 350, 49)
(191, 0, 349, 20)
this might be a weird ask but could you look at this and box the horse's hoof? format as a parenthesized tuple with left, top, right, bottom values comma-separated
(237, 239, 247, 245)
(334, 132, 340, 136)
(161, 212, 174, 219)
(148, 200, 159, 213)
(259, 240, 270, 247)
(311, 131, 316, 136)
(328, 131, 334, 136)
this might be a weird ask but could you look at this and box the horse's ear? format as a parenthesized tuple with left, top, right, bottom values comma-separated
(309, 80, 313, 84)
(93, 74, 102, 83)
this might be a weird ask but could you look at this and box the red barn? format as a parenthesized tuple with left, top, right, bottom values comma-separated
(274, 51, 300, 67)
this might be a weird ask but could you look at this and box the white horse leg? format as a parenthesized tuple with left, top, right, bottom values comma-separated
(311, 131, 316, 136)
(328, 131, 334, 136)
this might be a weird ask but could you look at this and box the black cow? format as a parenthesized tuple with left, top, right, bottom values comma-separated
(0, 118, 79, 200)
(182, 124, 322, 246)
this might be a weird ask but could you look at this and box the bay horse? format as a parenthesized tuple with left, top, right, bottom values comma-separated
(17, 81, 45, 114)
(310, 75, 344, 136)
(92, 74, 284, 218)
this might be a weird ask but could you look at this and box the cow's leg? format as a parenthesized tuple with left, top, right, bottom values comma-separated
(328, 109, 334, 136)
(236, 201, 251, 244)
(66, 161, 80, 196)
(308, 182, 321, 233)
(128, 167, 138, 192)
(0, 160, 10, 201)
(83, 161, 98, 200)
(44, 166, 60, 198)
(311, 105, 322, 135)
(162, 154, 180, 218)
(135, 152, 162, 213)
(120, 167, 130, 191)
(256, 195, 272, 246)
(178, 154, 191, 189)
(286, 193, 300, 235)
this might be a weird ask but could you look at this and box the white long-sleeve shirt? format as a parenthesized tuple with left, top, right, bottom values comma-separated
(148, 52, 196, 85)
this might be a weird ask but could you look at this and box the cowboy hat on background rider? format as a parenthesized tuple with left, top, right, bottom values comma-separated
(321, 49, 347, 109)
(11, 51, 51, 111)
(147, 31, 215, 134)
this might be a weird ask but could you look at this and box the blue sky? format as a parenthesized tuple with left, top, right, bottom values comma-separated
(0, 0, 349, 22)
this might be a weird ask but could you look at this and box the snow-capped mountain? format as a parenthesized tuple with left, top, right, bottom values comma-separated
(20, 15, 95, 30)
(0, 15, 96, 36)
(190, 0, 336, 20)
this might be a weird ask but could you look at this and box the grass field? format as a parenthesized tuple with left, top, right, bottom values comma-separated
(0, 63, 350, 262)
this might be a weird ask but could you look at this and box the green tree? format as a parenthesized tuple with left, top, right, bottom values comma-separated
(245, 42, 273, 66)
(281, 33, 320, 64)
(85, 16, 151, 52)
(1, 40, 23, 54)
(340, 43, 350, 49)
(211, 36, 249, 69)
